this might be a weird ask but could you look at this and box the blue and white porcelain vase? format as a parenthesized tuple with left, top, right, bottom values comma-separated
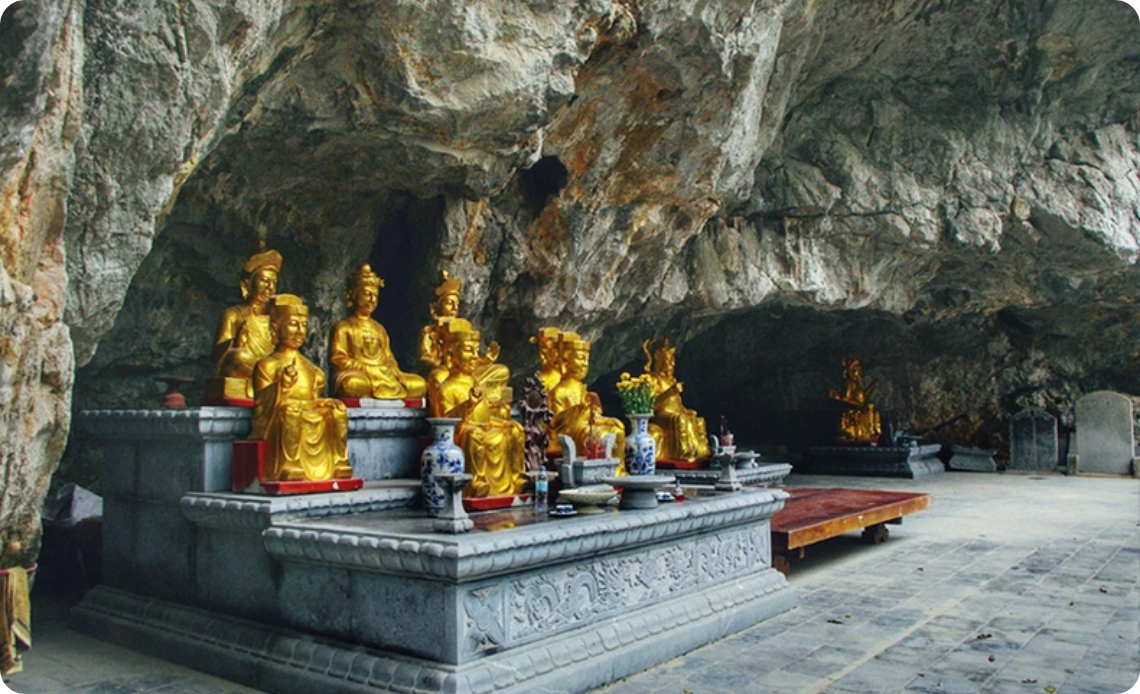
(624, 414, 657, 476)
(422, 418, 465, 517)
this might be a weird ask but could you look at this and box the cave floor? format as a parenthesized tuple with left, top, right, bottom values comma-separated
(4, 471, 1138, 694)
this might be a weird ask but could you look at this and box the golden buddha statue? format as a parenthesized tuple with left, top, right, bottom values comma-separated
(250, 294, 352, 481)
(427, 319, 510, 417)
(547, 336, 626, 470)
(419, 271, 504, 405)
(433, 320, 526, 498)
(531, 327, 580, 395)
(829, 357, 882, 445)
(418, 271, 468, 374)
(642, 338, 710, 462)
(208, 247, 282, 400)
(331, 264, 427, 399)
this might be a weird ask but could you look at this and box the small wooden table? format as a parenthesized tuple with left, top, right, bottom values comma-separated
(770, 487, 932, 575)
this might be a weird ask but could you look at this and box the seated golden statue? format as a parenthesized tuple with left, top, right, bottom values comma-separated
(548, 336, 626, 470)
(433, 320, 526, 498)
(251, 294, 352, 482)
(829, 357, 882, 445)
(418, 271, 464, 375)
(642, 339, 710, 462)
(208, 247, 282, 400)
(419, 271, 503, 404)
(530, 326, 565, 395)
(331, 265, 426, 399)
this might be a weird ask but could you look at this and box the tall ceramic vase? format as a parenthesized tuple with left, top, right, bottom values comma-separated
(422, 418, 465, 517)
(624, 414, 657, 476)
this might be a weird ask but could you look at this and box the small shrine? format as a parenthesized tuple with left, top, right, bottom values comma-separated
(808, 357, 943, 478)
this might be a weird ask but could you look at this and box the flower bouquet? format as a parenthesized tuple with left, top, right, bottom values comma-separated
(615, 372, 655, 415)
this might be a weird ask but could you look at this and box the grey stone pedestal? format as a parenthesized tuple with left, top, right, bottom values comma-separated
(947, 446, 997, 472)
(808, 444, 944, 478)
(75, 488, 796, 694)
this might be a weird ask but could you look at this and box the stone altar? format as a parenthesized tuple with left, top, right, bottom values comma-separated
(807, 444, 944, 478)
(74, 407, 797, 694)
(78, 407, 427, 603)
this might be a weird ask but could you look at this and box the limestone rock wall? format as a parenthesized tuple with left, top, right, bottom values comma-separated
(2, 0, 1138, 563)
(0, 0, 82, 568)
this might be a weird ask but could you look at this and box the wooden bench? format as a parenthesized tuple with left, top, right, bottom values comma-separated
(771, 487, 931, 575)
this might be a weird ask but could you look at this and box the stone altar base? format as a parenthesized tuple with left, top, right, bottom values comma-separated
(74, 488, 796, 694)
(947, 446, 997, 472)
(807, 444, 944, 478)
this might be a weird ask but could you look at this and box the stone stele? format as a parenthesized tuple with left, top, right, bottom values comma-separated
(1009, 409, 1058, 472)
(1073, 391, 1137, 476)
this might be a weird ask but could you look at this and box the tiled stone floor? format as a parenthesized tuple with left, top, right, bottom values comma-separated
(3, 471, 1138, 694)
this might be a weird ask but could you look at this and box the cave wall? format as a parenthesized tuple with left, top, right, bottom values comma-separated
(2, 0, 1139, 567)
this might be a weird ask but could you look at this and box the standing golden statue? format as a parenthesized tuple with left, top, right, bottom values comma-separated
(250, 294, 352, 482)
(207, 246, 282, 400)
(642, 339, 710, 462)
(829, 357, 882, 445)
(433, 319, 526, 498)
(547, 335, 626, 470)
(331, 265, 426, 399)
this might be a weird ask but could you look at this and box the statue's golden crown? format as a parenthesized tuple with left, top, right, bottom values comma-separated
(242, 248, 283, 276)
(434, 270, 462, 297)
(530, 326, 562, 345)
(350, 264, 384, 290)
(559, 333, 589, 350)
(443, 318, 480, 342)
(270, 294, 308, 318)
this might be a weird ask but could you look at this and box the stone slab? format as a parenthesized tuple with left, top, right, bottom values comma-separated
(1009, 409, 1058, 472)
(947, 446, 997, 472)
(807, 444, 944, 478)
(1073, 391, 1135, 476)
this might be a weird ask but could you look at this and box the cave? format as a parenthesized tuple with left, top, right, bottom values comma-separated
(1, 0, 1139, 688)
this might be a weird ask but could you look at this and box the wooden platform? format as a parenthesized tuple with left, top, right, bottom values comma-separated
(771, 487, 932, 574)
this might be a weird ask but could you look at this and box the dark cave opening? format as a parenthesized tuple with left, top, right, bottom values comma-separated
(366, 195, 448, 368)
(519, 156, 568, 214)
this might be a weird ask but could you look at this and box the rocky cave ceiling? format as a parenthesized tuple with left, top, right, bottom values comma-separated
(1, 0, 1138, 564)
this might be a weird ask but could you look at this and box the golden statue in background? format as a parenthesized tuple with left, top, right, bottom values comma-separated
(208, 247, 282, 400)
(547, 336, 626, 470)
(433, 319, 526, 498)
(251, 294, 352, 481)
(642, 339, 710, 462)
(331, 265, 426, 399)
(829, 357, 882, 445)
